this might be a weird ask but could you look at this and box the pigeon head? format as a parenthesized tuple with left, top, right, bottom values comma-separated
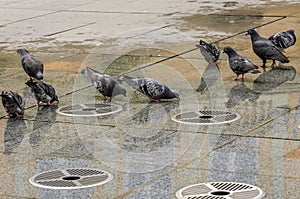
(246, 29, 261, 42)
(287, 29, 295, 34)
(246, 29, 257, 35)
(81, 67, 96, 78)
(16, 48, 30, 56)
(223, 46, 237, 56)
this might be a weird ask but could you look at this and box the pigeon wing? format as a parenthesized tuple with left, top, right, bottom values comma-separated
(253, 40, 289, 63)
(11, 92, 25, 114)
(21, 55, 44, 79)
(140, 78, 165, 99)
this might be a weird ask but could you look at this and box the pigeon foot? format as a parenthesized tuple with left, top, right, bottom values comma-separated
(16, 114, 24, 118)
(49, 102, 57, 107)
(271, 62, 277, 69)
(151, 99, 161, 103)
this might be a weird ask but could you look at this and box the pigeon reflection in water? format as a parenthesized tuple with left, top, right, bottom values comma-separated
(130, 101, 179, 125)
(226, 83, 259, 108)
(29, 106, 57, 147)
(197, 62, 222, 94)
(253, 64, 296, 94)
(226, 64, 296, 108)
(4, 118, 27, 154)
(124, 102, 179, 153)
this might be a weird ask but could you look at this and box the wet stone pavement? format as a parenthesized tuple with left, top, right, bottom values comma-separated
(0, 0, 300, 199)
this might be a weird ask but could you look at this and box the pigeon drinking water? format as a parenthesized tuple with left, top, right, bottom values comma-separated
(247, 29, 289, 71)
(1, 91, 25, 118)
(17, 48, 44, 80)
(81, 67, 126, 102)
(119, 76, 179, 102)
(268, 29, 296, 51)
(223, 46, 261, 81)
(25, 80, 58, 106)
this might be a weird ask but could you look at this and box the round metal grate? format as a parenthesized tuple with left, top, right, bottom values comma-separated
(171, 110, 240, 125)
(29, 168, 113, 189)
(56, 103, 122, 117)
(176, 182, 265, 199)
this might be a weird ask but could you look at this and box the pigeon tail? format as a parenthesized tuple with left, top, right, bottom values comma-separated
(276, 53, 290, 63)
(119, 76, 139, 89)
(171, 89, 180, 100)
(249, 69, 261, 74)
(16, 48, 30, 57)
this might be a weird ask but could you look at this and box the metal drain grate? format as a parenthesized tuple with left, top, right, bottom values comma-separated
(29, 168, 113, 189)
(176, 182, 265, 199)
(56, 103, 122, 117)
(171, 110, 240, 125)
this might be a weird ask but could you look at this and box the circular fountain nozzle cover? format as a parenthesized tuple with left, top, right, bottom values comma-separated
(56, 103, 122, 117)
(29, 168, 113, 189)
(176, 182, 265, 199)
(172, 110, 240, 125)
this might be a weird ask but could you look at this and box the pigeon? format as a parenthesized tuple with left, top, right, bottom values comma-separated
(1, 91, 25, 118)
(223, 46, 261, 81)
(196, 39, 220, 63)
(17, 48, 44, 80)
(81, 67, 126, 102)
(268, 30, 296, 51)
(247, 29, 289, 70)
(196, 62, 221, 94)
(119, 76, 180, 102)
(25, 80, 58, 106)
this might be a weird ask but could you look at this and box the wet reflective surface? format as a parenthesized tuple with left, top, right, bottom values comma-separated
(0, 0, 300, 199)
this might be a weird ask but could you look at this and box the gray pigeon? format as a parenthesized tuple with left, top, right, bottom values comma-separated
(196, 39, 220, 63)
(223, 46, 261, 81)
(247, 29, 289, 70)
(25, 80, 58, 106)
(1, 91, 25, 118)
(81, 67, 126, 102)
(17, 48, 44, 80)
(119, 76, 179, 102)
(268, 29, 296, 51)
